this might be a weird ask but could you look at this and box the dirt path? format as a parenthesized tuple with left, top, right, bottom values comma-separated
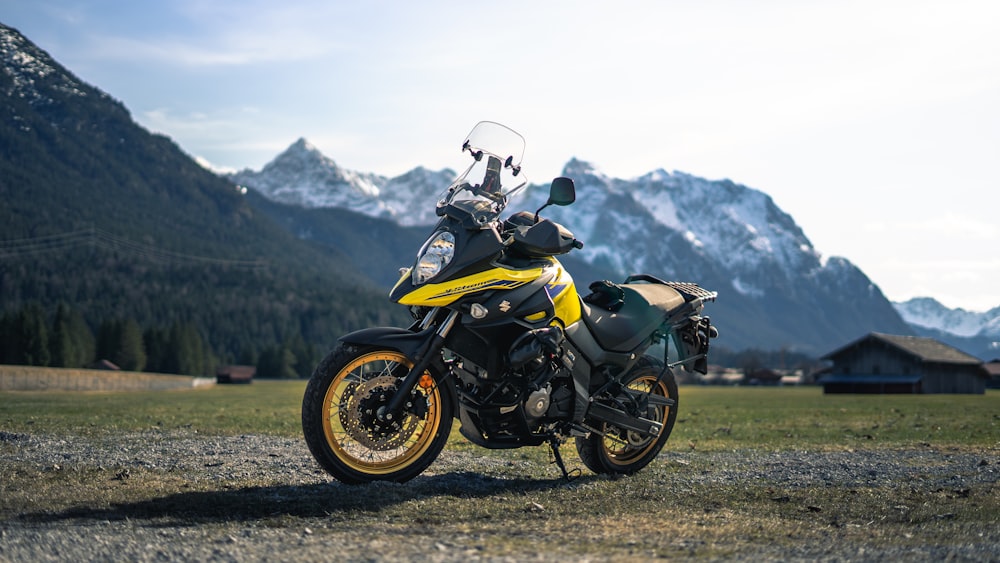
(2, 431, 998, 561)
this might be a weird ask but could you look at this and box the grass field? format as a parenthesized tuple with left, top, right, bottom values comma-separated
(2, 381, 997, 451)
(2, 381, 998, 560)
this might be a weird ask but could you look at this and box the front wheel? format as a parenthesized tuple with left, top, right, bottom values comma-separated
(302, 345, 454, 484)
(576, 356, 678, 475)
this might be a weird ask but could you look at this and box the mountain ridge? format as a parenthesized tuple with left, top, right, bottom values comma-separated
(230, 140, 454, 226)
(891, 297, 1000, 359)
(893, 297, 1000, 338)
(229, 137, 916, 355)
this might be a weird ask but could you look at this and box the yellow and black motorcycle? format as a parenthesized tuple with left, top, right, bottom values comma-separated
(302, 121, 717, 483)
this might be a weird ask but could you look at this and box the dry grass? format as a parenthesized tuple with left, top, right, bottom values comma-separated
(4, 444, 996, 560)
(1, 382, 998, 560)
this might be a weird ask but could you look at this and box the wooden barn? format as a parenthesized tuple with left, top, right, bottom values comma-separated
(216, 365, 256, 384)
(819, 332, 988, 394)
(984, 360, 1000, 389)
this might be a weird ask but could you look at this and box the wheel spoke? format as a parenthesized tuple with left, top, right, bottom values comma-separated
(320, 351, 442, 474)
(575, 358, 678, 476)
(602, 376, 670, 462)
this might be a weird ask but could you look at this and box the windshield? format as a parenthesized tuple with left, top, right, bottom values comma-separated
(438, 121, 528, 217)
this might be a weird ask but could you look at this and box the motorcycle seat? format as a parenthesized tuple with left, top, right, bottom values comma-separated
(580, 283, 685, 352)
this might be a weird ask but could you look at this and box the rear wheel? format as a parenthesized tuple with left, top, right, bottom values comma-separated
(576, 356, 678, 475)
(302, 345, 453, 484)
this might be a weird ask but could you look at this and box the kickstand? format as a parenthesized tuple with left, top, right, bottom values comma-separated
(547, 435, 580, 482)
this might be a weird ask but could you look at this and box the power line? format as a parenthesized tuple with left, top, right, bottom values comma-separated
(0, 227, 267, 269)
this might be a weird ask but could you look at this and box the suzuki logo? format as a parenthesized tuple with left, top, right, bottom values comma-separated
(499, 300, 512, 312)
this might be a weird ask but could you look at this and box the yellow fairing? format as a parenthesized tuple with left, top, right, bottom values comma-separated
(395, 265, 542, 307)
(546, 260, 582, 326)
(394, 258, 583, 326)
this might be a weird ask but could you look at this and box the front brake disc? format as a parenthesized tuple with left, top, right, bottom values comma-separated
(341, 375, 420, 450)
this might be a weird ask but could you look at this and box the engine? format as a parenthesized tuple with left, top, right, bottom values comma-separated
(451, 325, 576, 442)
(507, 326, 575, 424)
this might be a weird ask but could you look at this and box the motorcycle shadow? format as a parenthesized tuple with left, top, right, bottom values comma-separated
(23, 470, 598, 525)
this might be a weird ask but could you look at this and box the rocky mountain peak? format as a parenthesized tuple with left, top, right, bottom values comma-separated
(264, 137, 338, 173)
(2, 23, 125, 119)
(561, 157, 602, 178)
(229, 139, 456, 224)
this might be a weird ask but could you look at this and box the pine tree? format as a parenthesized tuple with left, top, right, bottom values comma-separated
(256, 345, 298, 379)
(165, 322, 207, 376)
(178, 323, 206, 376)
(49, 304, 78, 368)
(48, 303, 93, 368)
(143, 327, 170, 373)
(285, 333, 317, 379)
(0, 312, 15, 364)
(236, 346, 258, 366)
(67, 307, 96, 366)
(113, 318, 146, 372)
(15, 303, 50, 366)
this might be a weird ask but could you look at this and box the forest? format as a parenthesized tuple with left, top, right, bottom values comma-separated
(0, 294, 396, 380)
(0, 237, 408, 379)
(1, 24, 410, 378)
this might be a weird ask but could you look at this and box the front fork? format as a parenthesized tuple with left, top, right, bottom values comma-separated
(377, 308, 457, 422)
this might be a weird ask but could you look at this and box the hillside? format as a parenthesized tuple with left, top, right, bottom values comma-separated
(0, 22, 405, 374)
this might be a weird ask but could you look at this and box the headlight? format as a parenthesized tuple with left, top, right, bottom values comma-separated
(412, 230, 455, 285)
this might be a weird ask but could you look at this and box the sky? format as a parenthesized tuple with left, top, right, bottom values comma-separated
(5, 1, 1000, 312)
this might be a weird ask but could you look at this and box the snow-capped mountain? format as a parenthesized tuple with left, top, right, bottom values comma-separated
(893, 297, 1000, 338)
(516, 159, 822, 295)
(233, 141, 914, 354)
(229, 139, 453, 226)
(232, 144, 823, 291)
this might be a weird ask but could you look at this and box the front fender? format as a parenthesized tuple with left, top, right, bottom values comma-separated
(338, 326, 458, 409)
(338, 326, 435, 361)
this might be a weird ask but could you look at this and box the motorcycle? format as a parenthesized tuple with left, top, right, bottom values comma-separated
(302, 121, 717, 484)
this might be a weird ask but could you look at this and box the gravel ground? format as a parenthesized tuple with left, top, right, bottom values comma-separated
(1, 431, 998, 562)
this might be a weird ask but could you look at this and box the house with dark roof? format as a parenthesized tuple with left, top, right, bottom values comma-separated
(984, 360, 1000, 389)
(216, 365, 255, 384)
(819, 333, 989, 394)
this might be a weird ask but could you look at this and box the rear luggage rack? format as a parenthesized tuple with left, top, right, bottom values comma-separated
(624, 274, 717, 303)
(662, 281, 717, 303)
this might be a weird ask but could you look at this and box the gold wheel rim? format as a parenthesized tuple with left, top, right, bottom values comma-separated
(321, 351, 442, 475)
(601, 376, 669, 466)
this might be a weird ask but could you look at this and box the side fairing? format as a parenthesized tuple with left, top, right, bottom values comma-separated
(393, 257, 582, 327)
(543, 260, 582, 327)
(393, 265, 542, 307)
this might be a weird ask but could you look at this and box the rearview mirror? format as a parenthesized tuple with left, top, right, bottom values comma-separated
(547, 177, 576, 207)
(533, 177, 576, 221)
